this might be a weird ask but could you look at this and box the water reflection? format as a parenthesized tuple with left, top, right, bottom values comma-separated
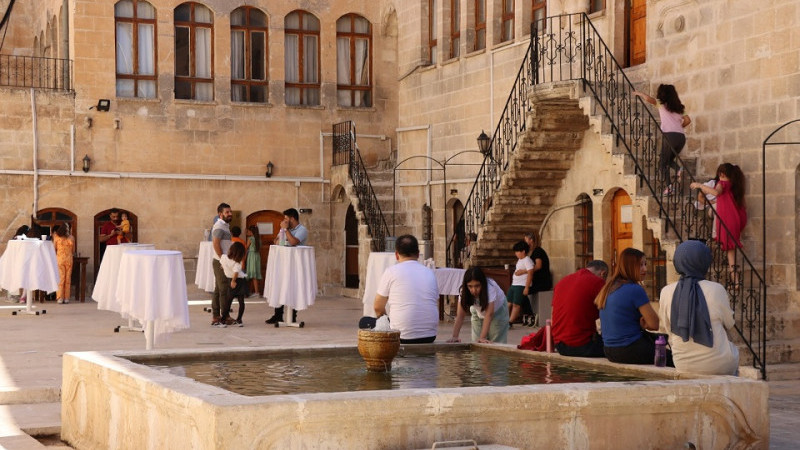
(147, 349, 646, 397)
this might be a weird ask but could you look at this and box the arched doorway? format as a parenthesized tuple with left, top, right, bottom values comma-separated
(611, 189, 633, 272)
(93, 209, 139, 277)
(245, 210, 284, 294)
(345, 204, 359, 288)
(36, 207, 77, 246)
(447, 199, 464, 267)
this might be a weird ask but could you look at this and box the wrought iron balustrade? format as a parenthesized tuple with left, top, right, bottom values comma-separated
(332, 121, 389, 252)
(0, 54, 72, 91)
(448, 13, 766, 378)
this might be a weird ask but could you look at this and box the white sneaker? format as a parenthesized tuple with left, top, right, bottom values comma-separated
(693, 201, 705, 210)
(63, 299, 70, 304)
(57, 299, 64, 304)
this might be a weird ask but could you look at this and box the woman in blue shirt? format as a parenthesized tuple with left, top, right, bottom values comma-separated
(595, 248, 668, 365)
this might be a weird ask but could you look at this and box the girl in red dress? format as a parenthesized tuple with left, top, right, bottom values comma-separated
(691, 163, 747, 280)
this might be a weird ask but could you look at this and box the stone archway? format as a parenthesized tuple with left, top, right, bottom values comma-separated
(245, 210, 285, 294)
(345, 204, 359, 288)
(93, 208, 138, 277)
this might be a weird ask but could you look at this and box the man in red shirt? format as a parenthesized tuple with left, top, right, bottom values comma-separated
(99, 208, 127, 246)
(551, 260, 608, 357)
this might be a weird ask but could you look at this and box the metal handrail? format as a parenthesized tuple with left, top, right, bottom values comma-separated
(0, 54, 73, 91)
(332, 121, 389, 252)
(447, 13, 766, 378)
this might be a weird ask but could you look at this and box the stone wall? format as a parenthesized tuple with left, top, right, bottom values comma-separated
(0, 0, 401, 286)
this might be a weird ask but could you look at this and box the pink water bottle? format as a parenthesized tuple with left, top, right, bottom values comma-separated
(545, 319, 552, 353)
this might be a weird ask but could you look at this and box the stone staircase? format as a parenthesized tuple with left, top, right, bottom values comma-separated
(469, 85, 590, 267)
(366, 159, 410, 238)
(466, 79, 800, 379)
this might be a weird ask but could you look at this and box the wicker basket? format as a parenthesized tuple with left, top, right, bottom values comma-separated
(357, 329, 401, 372)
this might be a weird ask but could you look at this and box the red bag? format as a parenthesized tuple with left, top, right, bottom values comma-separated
(517, 327, 547, 351)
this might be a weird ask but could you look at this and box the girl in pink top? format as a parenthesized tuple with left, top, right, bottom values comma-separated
(634, 84, 692, 194)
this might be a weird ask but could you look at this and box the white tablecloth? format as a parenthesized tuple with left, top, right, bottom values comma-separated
(94, 243, 155, 312)
(0, 239, 59, 293)
(361, 252, 396, 317)
(194, 241, 215, 293)
(434, 267, 466, 296)
(116, 250, 190, 345)
(264, 245, 316, 310)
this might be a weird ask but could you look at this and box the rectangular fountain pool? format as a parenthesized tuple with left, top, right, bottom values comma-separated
(141, 346, 650, 396)
(62, 344, 768, 449)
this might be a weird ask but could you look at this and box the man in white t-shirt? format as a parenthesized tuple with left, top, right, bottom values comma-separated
(374, 235, 439, 343)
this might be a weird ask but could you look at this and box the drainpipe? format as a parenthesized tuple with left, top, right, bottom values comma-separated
(31, 88, 39, 215)
(70, 124, 75, 172)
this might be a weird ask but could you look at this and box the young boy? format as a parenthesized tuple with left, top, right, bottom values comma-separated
(507, 240, 533, 325)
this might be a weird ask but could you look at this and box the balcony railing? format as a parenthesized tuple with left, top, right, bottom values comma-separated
(0, 54, 73, 91)
(332, 120, 389, 252)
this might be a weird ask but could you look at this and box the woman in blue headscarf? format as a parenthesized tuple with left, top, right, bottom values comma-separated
(658, 240, 739, 375)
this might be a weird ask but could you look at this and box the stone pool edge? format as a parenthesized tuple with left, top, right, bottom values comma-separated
(61, 344, 769, 449)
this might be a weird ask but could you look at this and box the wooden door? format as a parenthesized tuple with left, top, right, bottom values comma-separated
(628, 0, 646, 66)
(245, 210, 284, 293)
(611, 190, 633, 273)
(344, 204, 359, 288)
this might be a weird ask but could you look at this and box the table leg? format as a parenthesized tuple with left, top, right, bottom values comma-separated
(113, 317, 144, 333)
(278, 306, 304, 328)
(79, 260, 87, 302)
(144, 321, 154, 350)
(13, 289, 45, 316)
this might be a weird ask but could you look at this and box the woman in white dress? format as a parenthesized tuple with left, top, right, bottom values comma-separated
(659, 240, 739, 375)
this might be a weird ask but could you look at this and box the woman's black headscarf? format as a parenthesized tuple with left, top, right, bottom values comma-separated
(670, 240, 714, 347)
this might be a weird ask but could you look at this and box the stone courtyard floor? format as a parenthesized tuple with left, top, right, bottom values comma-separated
(0, 284, 796, 449)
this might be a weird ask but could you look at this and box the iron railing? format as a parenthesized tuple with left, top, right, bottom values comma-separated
(0, 54, 72, 91)
(448, 13, 766, 378)
(332, 121, 389, 252)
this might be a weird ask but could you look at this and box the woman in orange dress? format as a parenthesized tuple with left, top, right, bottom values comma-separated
(53, 224, 75, 304)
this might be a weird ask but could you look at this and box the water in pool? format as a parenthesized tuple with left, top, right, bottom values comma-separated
(146, 348, 647, 396)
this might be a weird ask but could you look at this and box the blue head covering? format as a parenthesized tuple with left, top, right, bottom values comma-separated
(670, 240, 714, 347)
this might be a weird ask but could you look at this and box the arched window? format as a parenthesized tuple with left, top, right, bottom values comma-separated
(115, 0, 157, 98)
(36, 208, 78, 247)
(231, 6, 268, 103)
(284, 10, 320, 106)
(501, 0, 514, 42)
(336, 14, 372, 107)
(531, 0, 546, 33)
(427, 0, 438, 63)
(449, 0, 460, 58)
(471, 0, 486, 51)
(174, 2, 214, 101)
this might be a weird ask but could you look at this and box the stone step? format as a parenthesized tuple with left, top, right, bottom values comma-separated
(765, 363, 800, 381)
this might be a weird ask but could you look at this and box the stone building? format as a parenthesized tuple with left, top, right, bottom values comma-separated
(1, 0, 798, 374)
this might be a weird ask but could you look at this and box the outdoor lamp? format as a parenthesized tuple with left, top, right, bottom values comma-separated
(82, 154, 91, 173)
(96, 99, 111, 112)
(266, 161, 274, 178)
(477, 130, 491, 156)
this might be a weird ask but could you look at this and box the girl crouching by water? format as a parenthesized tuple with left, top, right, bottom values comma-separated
(447, 268, 510, 344)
